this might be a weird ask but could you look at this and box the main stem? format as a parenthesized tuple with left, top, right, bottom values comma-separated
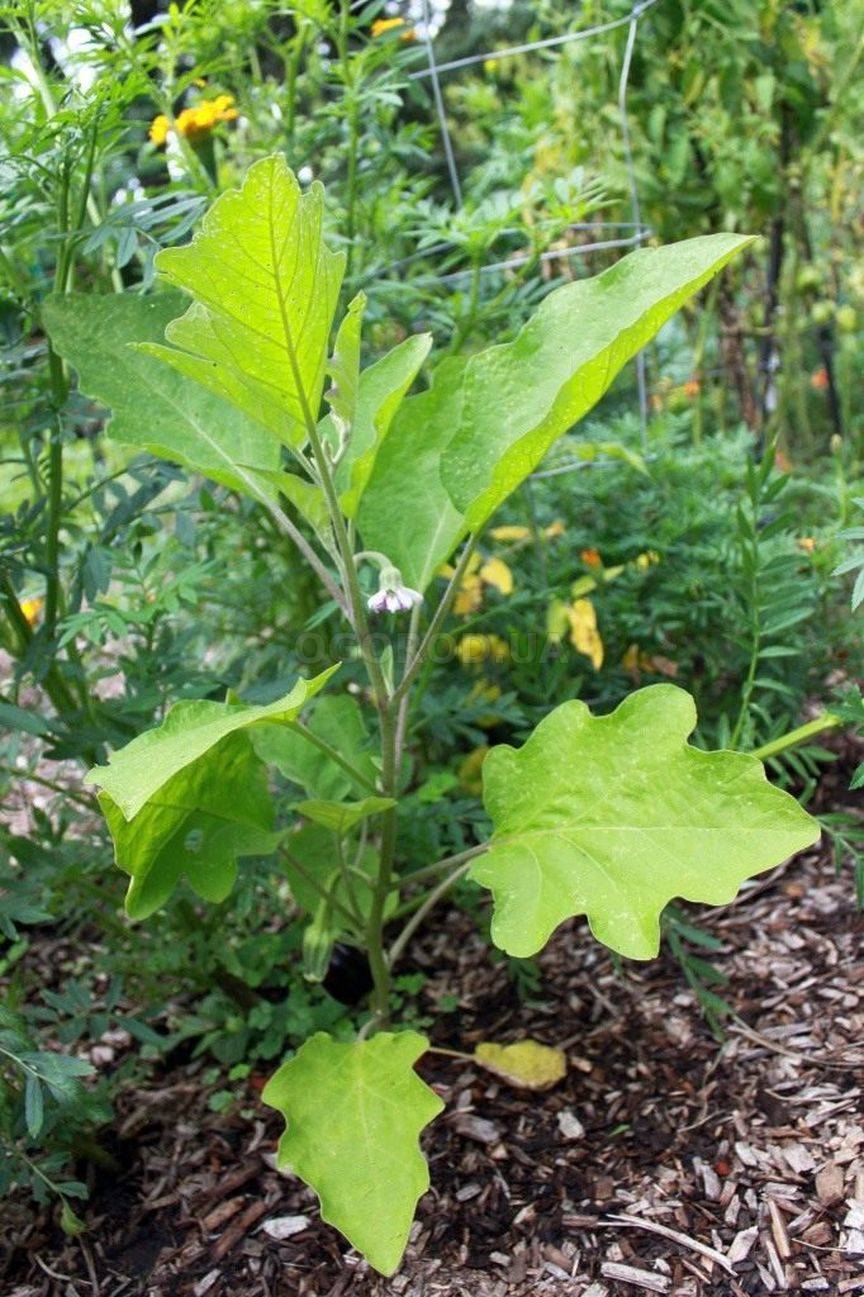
(366, 700, 398, 1024)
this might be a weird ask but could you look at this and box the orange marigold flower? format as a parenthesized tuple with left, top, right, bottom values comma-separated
(810, 366, 829, 391)
(683, 378, 700, 398)
(580, 547, 602, 568)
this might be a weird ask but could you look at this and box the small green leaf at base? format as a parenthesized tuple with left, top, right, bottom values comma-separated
(262, 1031, 443, 1275)
(471, 685, 820, 960)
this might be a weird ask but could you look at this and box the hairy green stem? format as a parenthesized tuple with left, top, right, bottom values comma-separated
(365, 702, 398, 1024)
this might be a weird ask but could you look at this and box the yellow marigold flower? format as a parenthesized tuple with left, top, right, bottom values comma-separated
(211, 93, 239, 121)
(634, 550, 660, 570)
(544, 520, 565, 540)
(456, 634, 510, 666)
(567, 598, 603, 671)
(372, 16, 406, 36)
(176, 95, 238, 139)
(149, 114, 170, 147)
(484, 57, 498, 73)
(797, 536, 817, 554)
(20, 595, 44, 627)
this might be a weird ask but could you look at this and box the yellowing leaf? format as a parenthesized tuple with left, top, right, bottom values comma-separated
(475, 1039, 567, 1091)
(546, 598, 571, 645)
(454, 573, 483, 616)
(458, 746, 489, 795)
(567, 598, 603, 670)
(479, 556, 513, 596)
(489, 524, 532, 542)
(456, 634, 509, 665)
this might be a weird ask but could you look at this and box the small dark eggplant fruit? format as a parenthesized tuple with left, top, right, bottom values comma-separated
(322, 942, 374, 1005)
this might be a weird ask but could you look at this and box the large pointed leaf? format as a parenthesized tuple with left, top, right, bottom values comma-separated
(142, 155, 344, 446)
(42, 292, 281, 501)
(332, 332, 432, 518)
(262, 1031, 443, 1275)
(442, 233, 754, 528)
(99, 735, 278, 919)
(358, 356, 468, 591)
(470, 685, 819, 960)
(86, 667, 337, 820)
(359, 235, 752, 588)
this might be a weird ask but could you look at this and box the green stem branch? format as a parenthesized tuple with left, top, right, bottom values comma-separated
(750, 713, 842, 762)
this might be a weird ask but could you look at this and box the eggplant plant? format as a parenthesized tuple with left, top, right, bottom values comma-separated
(45, 157, 819, 1275)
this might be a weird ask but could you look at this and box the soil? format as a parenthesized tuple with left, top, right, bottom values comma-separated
(3, 773, 864, 1296)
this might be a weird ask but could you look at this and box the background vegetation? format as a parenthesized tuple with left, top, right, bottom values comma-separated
(1, 0, 863, 1237)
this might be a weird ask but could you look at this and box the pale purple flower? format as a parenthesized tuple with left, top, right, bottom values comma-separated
(367, 583, 424, 615)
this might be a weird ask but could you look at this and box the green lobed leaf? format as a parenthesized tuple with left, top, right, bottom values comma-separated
(42, 292, 281, 501)
(142, 155, 344, 447)
(470, 684, 819, 960)
(262, 1031, 443, 1274)
(86, 667, 337, 820)
(99, 735, 279, 920)
(359, 235, 752, 589)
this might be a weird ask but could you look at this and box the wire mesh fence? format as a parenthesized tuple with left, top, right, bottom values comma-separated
(391, 0, 664, 458)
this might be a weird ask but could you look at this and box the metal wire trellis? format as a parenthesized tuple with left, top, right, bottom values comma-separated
(392, 0, 662, 458)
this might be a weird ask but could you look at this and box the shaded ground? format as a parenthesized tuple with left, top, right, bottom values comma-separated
(4, 834, 863, 1297)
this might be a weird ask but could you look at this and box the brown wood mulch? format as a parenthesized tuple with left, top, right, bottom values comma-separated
(3, 842, 863, 1297)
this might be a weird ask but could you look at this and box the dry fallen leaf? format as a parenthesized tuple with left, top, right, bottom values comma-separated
(475, 1039, 567, 1091)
